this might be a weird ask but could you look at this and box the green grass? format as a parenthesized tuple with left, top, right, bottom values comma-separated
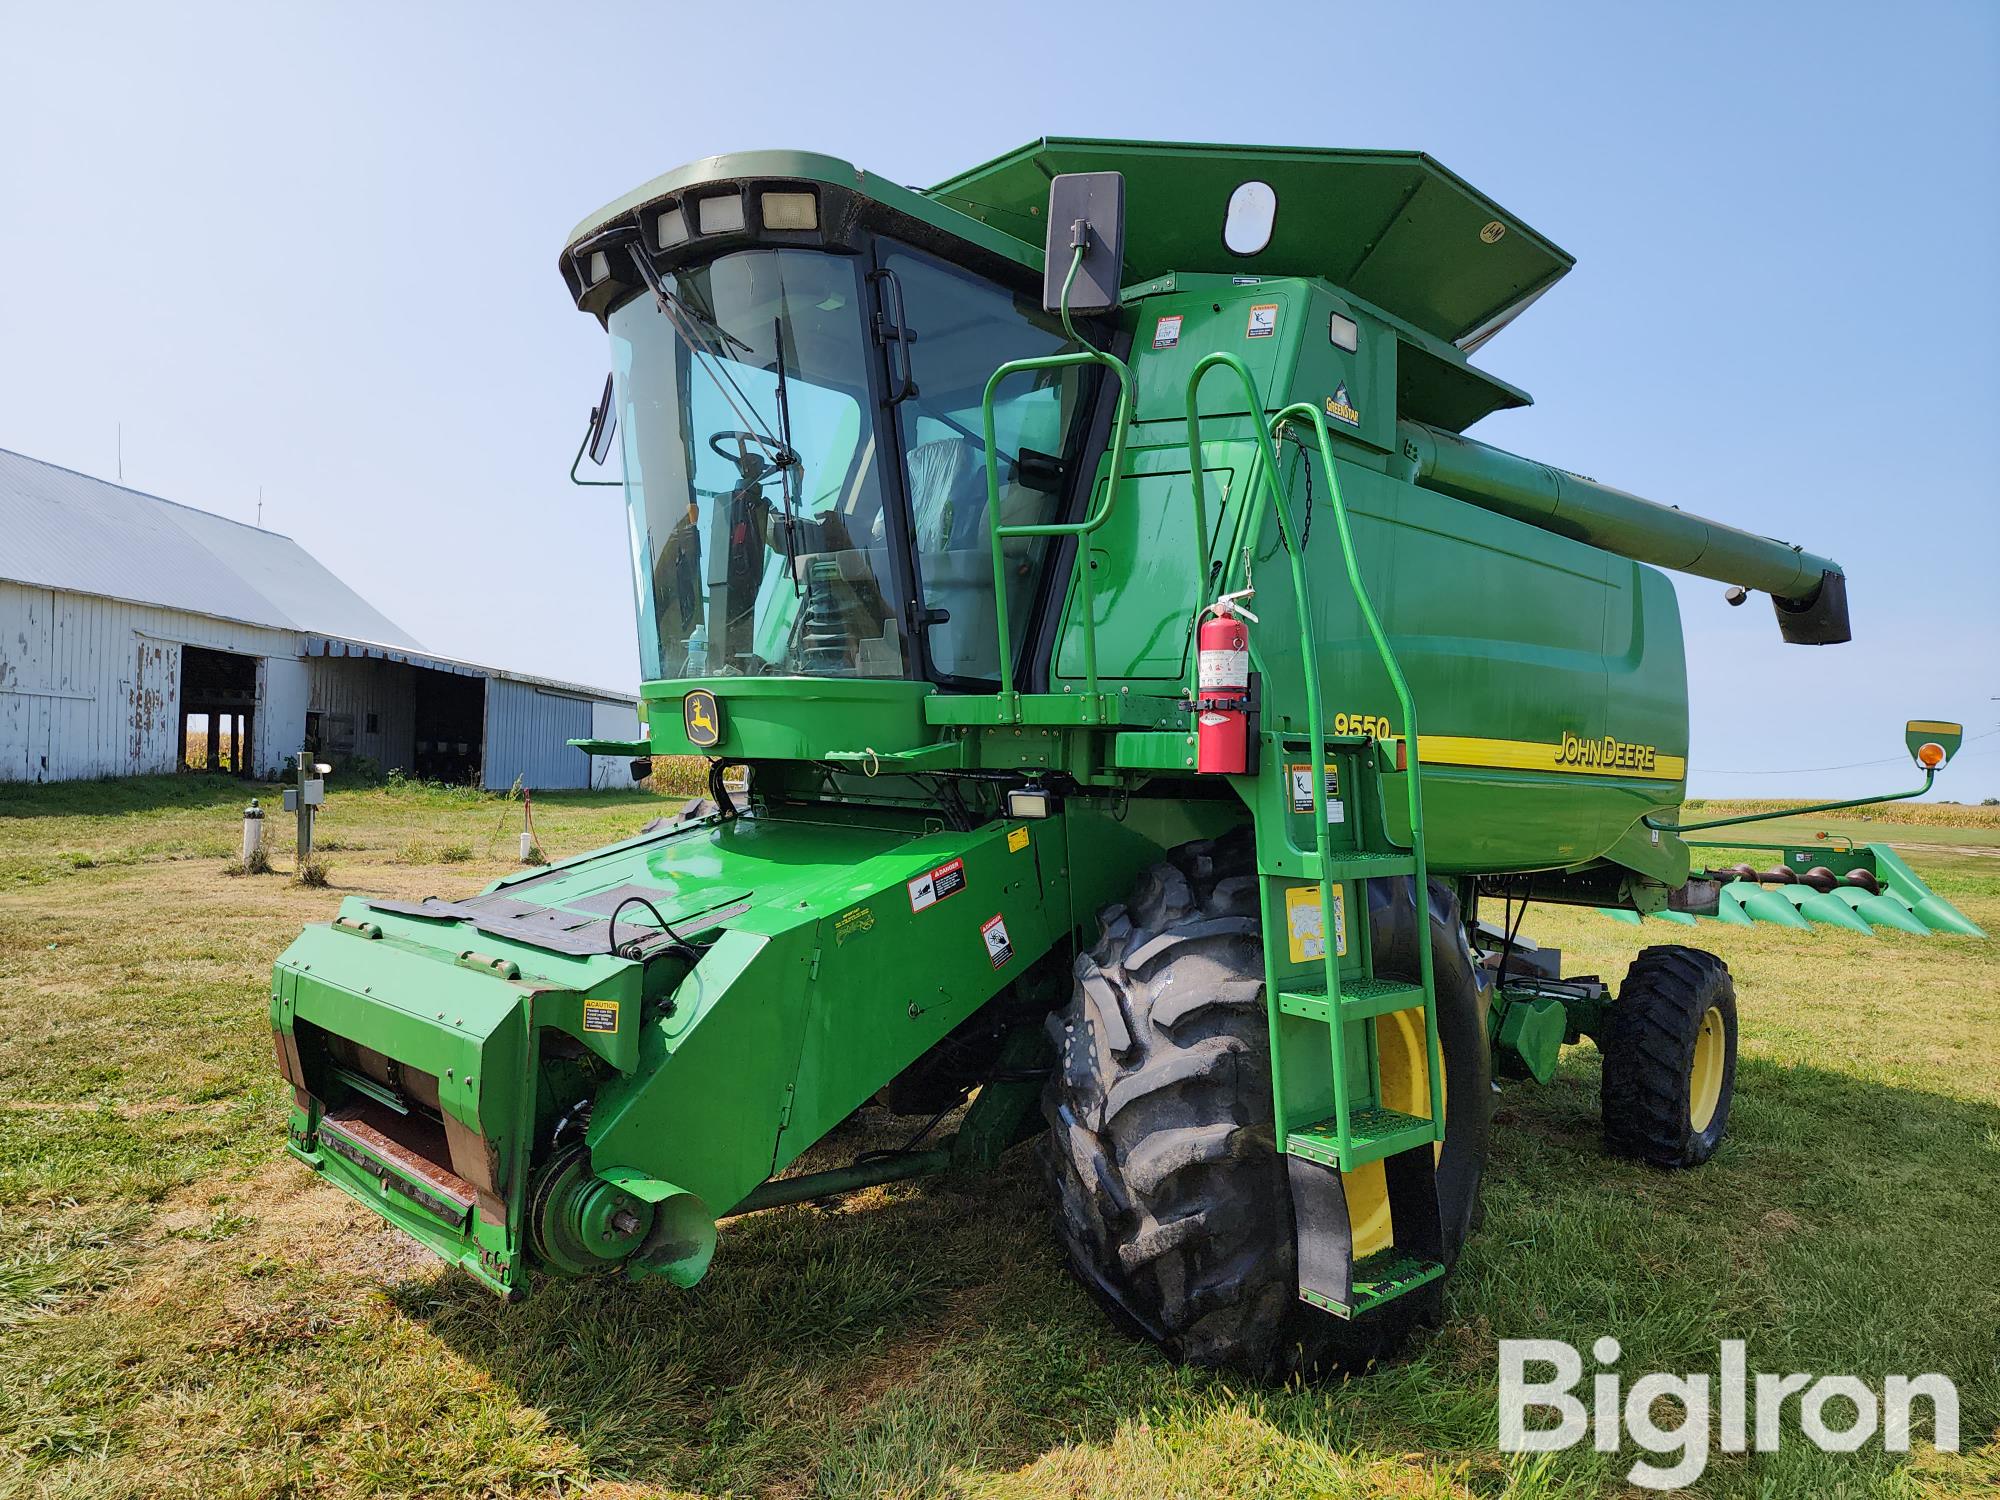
(0, 782, 1994, 1498)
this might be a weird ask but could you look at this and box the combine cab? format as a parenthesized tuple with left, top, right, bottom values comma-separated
(272, 139, 1983, 1374)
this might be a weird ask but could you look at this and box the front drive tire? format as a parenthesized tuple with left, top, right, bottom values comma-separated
(1601, 945, 1738, 1167)
(1040, 829, 1491, 1378)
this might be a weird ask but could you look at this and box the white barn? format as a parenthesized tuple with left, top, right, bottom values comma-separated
(0, 448, 642, 790)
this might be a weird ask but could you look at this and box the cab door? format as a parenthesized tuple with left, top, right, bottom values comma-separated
(869, 240, 1107, 689)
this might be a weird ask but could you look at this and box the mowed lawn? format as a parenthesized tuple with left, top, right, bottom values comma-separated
(1, 778, 1995, 1499)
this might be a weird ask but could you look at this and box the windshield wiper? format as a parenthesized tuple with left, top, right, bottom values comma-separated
(633, 255, 751, 360)
(770, 315, 804, 600)
(625, 246, 793, 470)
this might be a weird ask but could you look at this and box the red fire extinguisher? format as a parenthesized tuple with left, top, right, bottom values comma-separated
(1195, 587, 1257, 774)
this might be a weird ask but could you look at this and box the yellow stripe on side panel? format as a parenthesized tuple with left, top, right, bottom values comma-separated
(1414, 734, 1687, 782)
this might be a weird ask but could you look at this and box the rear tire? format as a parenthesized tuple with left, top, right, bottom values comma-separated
(1040, 828, 1491, 1377)
(1601, 945, 1737, 1167)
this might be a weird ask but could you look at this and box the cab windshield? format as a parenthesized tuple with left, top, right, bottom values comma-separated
(609, 244, 1097, 682)
(612, 250, 897, 679)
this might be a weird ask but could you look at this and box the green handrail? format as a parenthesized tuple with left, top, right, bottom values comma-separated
(1646, 766, 1938, 833)
(1681, 835, 1856, 854)
(1279, 397, 1443, 1149)
(977, 247, 1197, 718)
(1183, 354, 1442, 1164)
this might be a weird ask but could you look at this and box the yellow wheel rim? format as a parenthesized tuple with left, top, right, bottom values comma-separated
(1689, 1004, 1726, 1132)
(1346, 1006, 1444, 1260)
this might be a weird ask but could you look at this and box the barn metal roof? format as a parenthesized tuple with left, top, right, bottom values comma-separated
(302, 635, 634, 705)
(0, 448, 422, 650)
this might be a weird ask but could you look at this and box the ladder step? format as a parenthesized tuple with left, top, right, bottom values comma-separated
(1285, 1105, 1435, 1169)
(1288, 850, 1417, 881)
(1299, 1250, 1445, 1318)
(1278, 976, 1428, 1024)
(1264, 852, 1424, 888)
(1321, 851, 1416, 877)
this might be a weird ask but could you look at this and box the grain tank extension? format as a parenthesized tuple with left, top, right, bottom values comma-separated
(271, 140, 1978, 1376)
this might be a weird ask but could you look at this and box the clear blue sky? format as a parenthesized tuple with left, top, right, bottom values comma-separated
(3, 2, 1994, 798)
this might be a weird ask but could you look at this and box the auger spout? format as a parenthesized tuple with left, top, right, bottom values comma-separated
(1399, 420, 1849, 643)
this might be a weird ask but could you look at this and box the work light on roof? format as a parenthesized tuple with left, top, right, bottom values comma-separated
(655, 206, 690, 248)
(697, 193, 746, 235)
(760, 191, 818, 230)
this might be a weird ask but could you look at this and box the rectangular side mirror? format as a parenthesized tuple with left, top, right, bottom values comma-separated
(1043, 172, 1125, 317)
(587, 371, 620, 466)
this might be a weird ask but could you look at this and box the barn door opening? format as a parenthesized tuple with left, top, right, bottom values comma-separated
(412, 670, 485, 785)
(179, 646, 258, 776)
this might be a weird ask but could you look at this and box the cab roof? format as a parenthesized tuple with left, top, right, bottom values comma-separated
(564, 149, 1042, 275)
(564, 140, 1572, 350)
(561, 140, 1571, 427)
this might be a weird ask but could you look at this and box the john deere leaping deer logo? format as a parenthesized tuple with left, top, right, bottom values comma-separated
(683, 691, 722, 749)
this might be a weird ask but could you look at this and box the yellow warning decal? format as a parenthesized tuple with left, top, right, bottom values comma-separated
(1286, 763, 1343, 822)
(582, 999, 620, 1033)
(1284, 883, 1347, 964)
(1414, 733, 1686, 781)
(1007, 826, 1031, 853)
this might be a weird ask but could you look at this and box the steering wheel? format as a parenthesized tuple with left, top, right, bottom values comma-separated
(707, 430, 792, 484)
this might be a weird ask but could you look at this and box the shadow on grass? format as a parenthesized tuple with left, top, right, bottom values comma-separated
(389, 1142, 1110, 1492)
(0, 772, 684, 822)
(390, 1056, 1999, 1496)
(0, 772, 285, 819)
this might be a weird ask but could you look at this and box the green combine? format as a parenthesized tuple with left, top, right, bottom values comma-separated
(270, 140, 1981, 1375)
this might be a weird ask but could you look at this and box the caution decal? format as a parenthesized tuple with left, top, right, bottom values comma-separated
(1283, 884, 1347, 964)
(1287, 763, 1344, 824)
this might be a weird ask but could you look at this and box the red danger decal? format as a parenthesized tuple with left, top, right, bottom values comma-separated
(908, 857, 967, 912)
(980, 912, 1014, 969)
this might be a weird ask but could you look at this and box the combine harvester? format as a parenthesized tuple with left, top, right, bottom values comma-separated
(270, 140, 1982, 1375)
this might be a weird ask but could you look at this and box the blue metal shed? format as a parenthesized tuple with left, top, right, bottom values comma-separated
(484, 677, 595, 792)
(302, 636, 640, 791)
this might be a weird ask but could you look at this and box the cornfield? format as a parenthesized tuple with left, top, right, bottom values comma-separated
(1682, 796, 2000, 828)
(180, 728, 241, 772)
